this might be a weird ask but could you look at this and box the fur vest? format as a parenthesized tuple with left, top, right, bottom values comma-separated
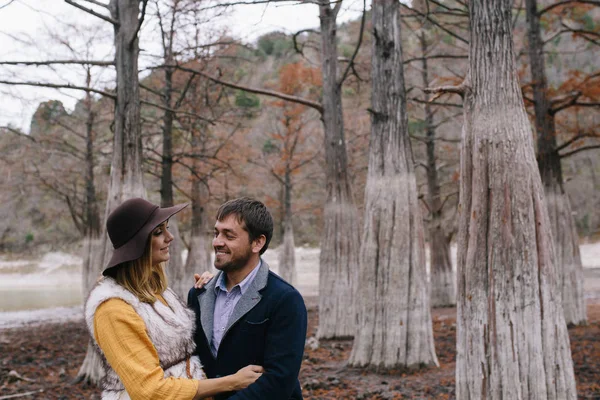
(85, 277, 205, 400)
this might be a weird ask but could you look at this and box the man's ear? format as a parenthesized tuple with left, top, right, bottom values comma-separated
(252, 235, 267, 254)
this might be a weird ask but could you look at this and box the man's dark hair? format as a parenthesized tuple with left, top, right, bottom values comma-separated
(216, 197, 274, 255)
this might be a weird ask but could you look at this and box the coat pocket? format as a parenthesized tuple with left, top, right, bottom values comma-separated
(240, 318, 269, 335)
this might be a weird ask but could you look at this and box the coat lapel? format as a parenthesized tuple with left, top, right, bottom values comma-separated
(223, 260, 270, 335)
(198, 272, 220, 344)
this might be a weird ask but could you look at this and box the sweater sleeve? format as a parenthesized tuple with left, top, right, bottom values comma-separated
(94, 298, 199, 400)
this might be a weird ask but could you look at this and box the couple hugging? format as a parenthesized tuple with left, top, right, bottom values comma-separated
(85, 197, 307, 399)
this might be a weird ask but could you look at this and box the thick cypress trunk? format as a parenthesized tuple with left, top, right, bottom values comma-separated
(455, 1, 576, 398)
(525, 0, 586, 326)
(278, 167, 296, 285)
(316, 0, 360, 339)
(420, 32, 455, 308)
(77, 0, 145, 384)
(348, 0, 438, 368)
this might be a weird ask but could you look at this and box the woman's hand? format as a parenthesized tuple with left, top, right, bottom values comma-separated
(230, 365, 263, 391)
(194, 271, 214, 289)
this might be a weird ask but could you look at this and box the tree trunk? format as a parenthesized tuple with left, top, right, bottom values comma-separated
(348, 0, 438, 368)
(420, 32, 455, 308)
(184, 126, 212, 276)
(316, 0, 361, 340)
(525, 0, 586, 326)
(77, 0, 145, 384)
(160, 60, 187, 298)
(84, 68, 100, 239)
(278, 167, 296, 285)
(455, 1, 576, 398)
(76, 79, 103, 384)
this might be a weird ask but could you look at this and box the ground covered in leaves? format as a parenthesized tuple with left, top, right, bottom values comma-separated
(1, 302, 599, 399)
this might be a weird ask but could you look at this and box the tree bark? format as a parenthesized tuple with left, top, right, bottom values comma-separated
(317, 0, 361, 339)
(525, 0, 587, 326)
(84, 68, 100, 239)
(184, 124, 212, 276)
(278, 166, 296, 285)
(75, 70, 103, 385)
(455, 1, 576, 398)
(77, 0, 146, 384)
(160, 54, 187, 298)
(348, 0, 438, 369)
(419, 31, 455, 308)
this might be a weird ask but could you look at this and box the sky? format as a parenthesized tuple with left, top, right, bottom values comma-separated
(0, 0, 367, 132)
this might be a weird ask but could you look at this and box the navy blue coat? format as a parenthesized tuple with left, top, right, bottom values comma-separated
(187, 260, 307, 400)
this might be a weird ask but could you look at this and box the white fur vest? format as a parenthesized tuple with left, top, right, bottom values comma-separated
(85, 277, 205, 400)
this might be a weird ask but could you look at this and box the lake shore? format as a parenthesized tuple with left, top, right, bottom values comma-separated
(1, 300, 599, 399)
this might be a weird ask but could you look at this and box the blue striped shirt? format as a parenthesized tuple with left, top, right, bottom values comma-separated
(211, 260, 261, 356)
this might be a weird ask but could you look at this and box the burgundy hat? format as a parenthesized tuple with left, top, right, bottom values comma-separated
(103, 198, 188, 275)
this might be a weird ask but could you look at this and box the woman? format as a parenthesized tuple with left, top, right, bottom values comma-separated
(85, 197, 262, 400)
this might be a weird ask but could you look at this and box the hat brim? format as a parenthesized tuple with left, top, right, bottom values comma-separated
(103, 202, 188, 275)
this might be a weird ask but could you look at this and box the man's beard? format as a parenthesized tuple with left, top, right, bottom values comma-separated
(214, 246, 253, 273)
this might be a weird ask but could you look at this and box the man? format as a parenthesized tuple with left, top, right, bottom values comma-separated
(188, 197, 307, 400)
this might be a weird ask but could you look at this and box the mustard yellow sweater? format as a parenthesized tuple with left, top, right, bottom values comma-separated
(94, 297, 200, 399)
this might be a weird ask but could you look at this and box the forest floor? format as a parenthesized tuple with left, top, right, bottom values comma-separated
(0, 299, 599, 399)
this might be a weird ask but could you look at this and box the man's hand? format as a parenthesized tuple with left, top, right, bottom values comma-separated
(194, 271, 214, 289)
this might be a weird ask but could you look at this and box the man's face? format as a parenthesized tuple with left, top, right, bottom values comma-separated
(213, 214, 254, 272)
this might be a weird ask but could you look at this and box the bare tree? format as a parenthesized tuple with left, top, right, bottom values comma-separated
(525, 0, 587, 326)
(169, 2, 367, 338)
(315, 0, 364, 340)
(348, 0, 438, 369)
(154, 0, 190, 298)
(70, 0, 148, 384)
(427, 0, 577, 397)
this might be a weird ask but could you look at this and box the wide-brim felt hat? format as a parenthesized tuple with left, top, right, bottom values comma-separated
(103, 198, 188, 275)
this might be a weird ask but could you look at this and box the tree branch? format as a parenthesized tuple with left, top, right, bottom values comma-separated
(140, 83, 163, 97)
(140, 100, 216, 124)
(418, 194, 432, 214)
(174, 73, 197, 109)
(80, 0, 109, 9)
(0, 0, 16, 11)
(129, 0, 149, 48)
(560, 144, 600, 159)
(538, 0, 600, 16)
(410, 97, 463, 108)
(0, 80, 116, 99)
(400, 3, 469, 45)
(423, 83, 467, 101)
(415, 162, 429, 172)
(556, 133, 596, 152)
(171, 64, 324, 114)
(338, 0, 366, 87)
(403, 54, 468, 64)
(292, 29, 317, 55)
(64, 0, 119, 25)
(439, 191, 459, 212)
(0, 60, 113, 67)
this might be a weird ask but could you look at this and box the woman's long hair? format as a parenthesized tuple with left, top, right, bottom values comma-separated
(105, 237, 168, 303)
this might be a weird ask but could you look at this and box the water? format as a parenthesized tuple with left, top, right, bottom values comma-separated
(0, 252, 83, 312)
(1, 244, 599, 313)
(0, 285, 83, 312)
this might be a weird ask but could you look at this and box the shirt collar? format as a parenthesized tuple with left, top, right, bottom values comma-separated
(214, 259, 261, 295)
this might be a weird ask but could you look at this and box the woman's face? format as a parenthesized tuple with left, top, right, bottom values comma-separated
(151, 220, 174, 267)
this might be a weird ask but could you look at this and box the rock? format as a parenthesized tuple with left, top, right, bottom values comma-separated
(305, 336, 319, 350)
